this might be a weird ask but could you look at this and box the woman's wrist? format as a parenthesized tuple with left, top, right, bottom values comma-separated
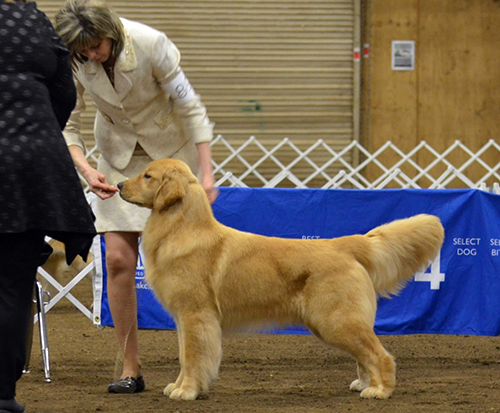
(76, 162, 92, 176)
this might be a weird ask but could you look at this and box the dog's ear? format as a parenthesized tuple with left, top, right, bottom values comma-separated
(153, 170, 187, 210)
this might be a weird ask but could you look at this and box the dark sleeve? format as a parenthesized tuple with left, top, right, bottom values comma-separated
(48, 44, 78, 130)
(36, 6, 77, 130)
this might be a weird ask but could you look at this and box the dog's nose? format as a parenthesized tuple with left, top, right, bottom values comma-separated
(117, 182, 124, 191)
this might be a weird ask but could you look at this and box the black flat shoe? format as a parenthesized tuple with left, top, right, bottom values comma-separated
(108, 375, 145, 394)
(0, 398, 25, 413)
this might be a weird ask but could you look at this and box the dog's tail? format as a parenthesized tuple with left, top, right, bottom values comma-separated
(358, 214, 444, 298)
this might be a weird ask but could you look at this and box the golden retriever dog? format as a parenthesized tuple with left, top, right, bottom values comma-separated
(118, 159, 444, 401)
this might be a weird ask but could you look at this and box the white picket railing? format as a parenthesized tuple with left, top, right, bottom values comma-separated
(207, 136, 500, 191)
(82, 136, 500, 192)
(41, 137, 500, 323)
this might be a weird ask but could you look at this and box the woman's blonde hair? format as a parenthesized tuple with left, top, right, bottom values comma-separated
(55, 0, 125, 65)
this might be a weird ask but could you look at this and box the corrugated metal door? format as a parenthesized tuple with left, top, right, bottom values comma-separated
(39, 0, 356, 186)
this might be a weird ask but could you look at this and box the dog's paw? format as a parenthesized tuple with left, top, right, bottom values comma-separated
(350, 379, 370, 392)
(169, 386, 199, 401)
(360, 386, 393, 400)
(163, 383, 178, 396)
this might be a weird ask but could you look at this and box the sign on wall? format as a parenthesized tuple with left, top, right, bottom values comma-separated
(392, 40, 415, 71)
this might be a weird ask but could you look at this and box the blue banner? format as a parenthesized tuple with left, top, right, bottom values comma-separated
(98, 188, 500, 336)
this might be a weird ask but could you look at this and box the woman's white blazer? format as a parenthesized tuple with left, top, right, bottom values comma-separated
(63, 18, 213, 170)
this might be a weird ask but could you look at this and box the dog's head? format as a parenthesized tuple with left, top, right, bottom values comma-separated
(119, 159, 198, 211)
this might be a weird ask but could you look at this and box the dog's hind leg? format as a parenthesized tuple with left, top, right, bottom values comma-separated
(349, 361, 371, 392)
(165, 311, 222, 401)
(312, 319, 396, 399)
(354, 335, 395, 400)
(305, 275, 395, 400)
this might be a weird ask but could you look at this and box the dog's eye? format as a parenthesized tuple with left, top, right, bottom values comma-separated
(144, 174, 151, 180)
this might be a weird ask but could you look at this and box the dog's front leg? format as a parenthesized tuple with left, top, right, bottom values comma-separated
(163, 319, 185, 397)
(165, 311, 222, 401)
(163, 373, 184, 397)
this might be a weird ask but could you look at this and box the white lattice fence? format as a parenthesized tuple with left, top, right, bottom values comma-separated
(209, 136, 500, 191)
(81, 136, 500, 192)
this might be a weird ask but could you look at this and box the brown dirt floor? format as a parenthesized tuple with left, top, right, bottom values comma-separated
(18, 283, 500, 413)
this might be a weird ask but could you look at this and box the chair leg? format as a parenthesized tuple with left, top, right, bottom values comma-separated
(35, 280, 51, 383)
(22, 293, 37, 375)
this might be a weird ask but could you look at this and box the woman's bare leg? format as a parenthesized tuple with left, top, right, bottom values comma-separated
(105, 232, 141, 379)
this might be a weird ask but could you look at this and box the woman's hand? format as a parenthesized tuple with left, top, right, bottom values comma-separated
(67, 145, 118, 200)
(200, 173, 218, 204)
(81, 166, 119, 200)
(196, 142, 218, 204)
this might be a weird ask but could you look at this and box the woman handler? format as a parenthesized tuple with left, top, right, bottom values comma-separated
(55, 0, 217, 393)
(0, 0, 96, 410)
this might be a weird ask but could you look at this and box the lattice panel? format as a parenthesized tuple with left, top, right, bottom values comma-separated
(210, 137, 500, 190)
(78, 137, 500, 192)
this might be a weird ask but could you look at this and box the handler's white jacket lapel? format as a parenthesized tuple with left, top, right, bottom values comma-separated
(63, 18, 213, 171)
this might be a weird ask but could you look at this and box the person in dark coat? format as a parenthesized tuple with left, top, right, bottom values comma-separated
(0, 1, 97, 412)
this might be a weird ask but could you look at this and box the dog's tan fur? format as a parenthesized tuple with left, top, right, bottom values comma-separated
(119, 159, 445, 401)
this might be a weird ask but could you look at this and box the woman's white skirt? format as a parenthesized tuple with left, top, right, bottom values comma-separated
(93, 155, 154, 233)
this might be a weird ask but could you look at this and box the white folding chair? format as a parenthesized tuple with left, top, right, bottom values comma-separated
(23, 280, 51, 383)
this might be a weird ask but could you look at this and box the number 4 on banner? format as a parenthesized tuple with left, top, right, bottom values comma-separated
(414, 251, 445, 290)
